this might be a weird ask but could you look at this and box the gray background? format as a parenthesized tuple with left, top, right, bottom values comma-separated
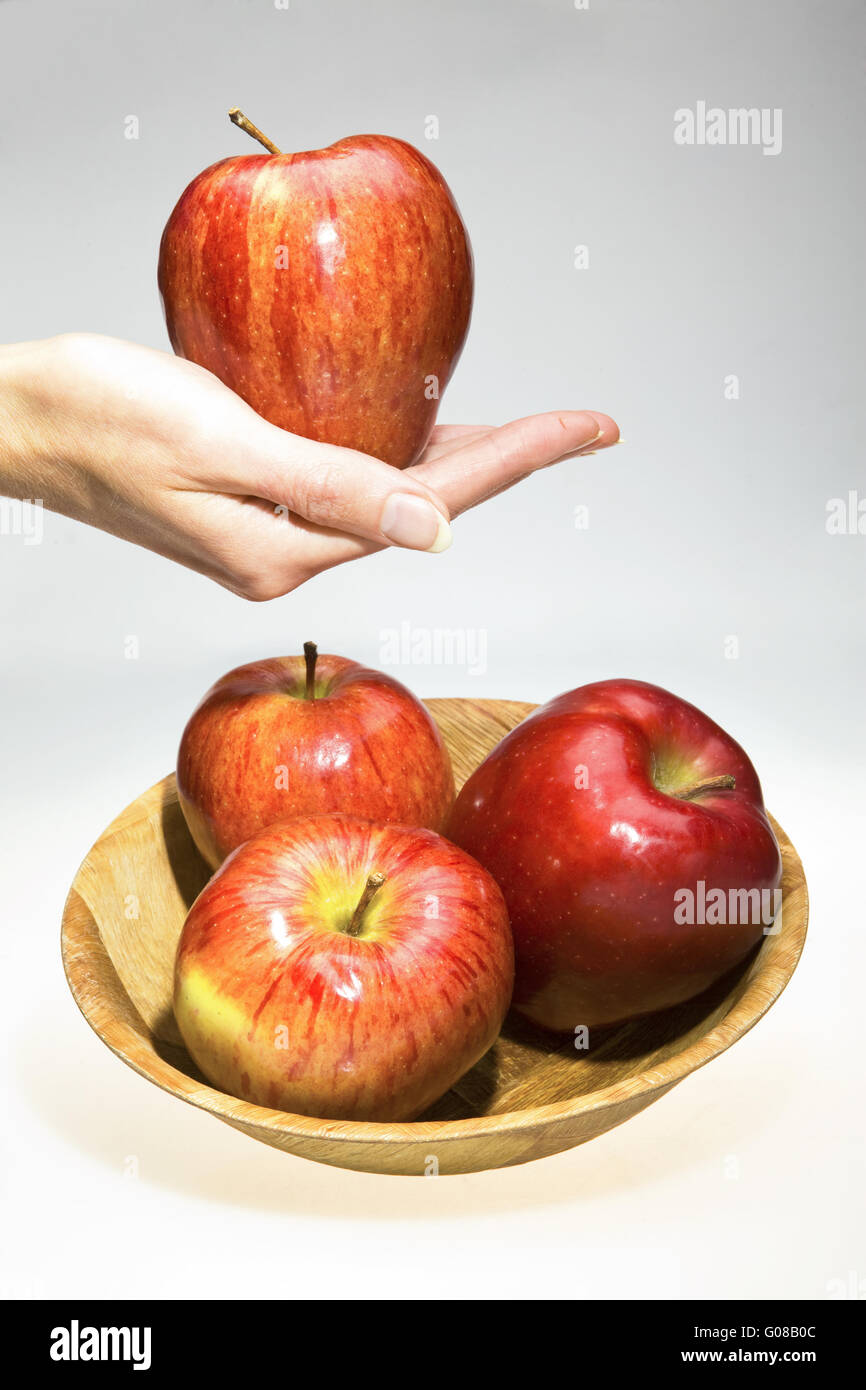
(0, 0, 862, 1299)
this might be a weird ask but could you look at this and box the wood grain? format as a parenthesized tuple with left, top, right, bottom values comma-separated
(61, 698, 808, 1176)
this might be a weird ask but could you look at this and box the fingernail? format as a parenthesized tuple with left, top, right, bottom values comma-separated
(380, 493, 452, 553)
(577, 430, 603, 453)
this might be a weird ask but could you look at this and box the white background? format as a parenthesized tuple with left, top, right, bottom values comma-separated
(0, 0, 863, 1299)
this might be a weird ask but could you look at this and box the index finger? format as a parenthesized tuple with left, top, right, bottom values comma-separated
(410, 411, 619, 516)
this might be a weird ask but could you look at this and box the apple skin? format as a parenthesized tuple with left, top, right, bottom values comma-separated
(173, 814, 514, 1122)
(158, 134, 473, 468)
(177, 651, 455, 870)
(446, 679, 783, 1031)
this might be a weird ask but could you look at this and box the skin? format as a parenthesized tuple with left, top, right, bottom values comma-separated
(178, 652, 456, 869)
(159, 136, 474, 468)
(174, 814, 514, 1121)
(447, 679, 783, 1031)
(0, 334, 619, 599)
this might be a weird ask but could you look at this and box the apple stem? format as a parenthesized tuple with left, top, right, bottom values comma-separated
(303, 641, 318, 700)
(346, 873, 387, 937)
(228, 107, 282, 155)
(676, 773, 737, 801)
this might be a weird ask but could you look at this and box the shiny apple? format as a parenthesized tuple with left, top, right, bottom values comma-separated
(174, 814, 514, 1121)
(158, 108, 473, 468)
(447, 679, 783, 1030)
(177, 643, 455, 869)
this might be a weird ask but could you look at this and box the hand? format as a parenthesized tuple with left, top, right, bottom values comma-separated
(0, 334, 619, 600)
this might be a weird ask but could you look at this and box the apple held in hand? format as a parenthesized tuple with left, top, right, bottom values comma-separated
(447, 679, 783, 1031)
(158, 108, 473, 468)
(174, 814, 513, 1121)
(177, 643, 455, 869)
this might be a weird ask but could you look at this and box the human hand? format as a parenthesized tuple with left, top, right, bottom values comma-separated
(0, 334, 619, 599)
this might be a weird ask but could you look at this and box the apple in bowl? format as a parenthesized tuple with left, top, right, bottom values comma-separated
(447, 679, 783, 1031)
(173, 814, 514, 1122)
(177, 643, 455, 869)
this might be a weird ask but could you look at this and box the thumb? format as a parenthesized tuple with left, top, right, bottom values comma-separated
(252, 432, 452, 553)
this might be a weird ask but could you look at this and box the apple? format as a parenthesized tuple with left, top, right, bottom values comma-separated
(177, 642, 455, 869)
(447, 679, 783, 1031)
(173, 813, 514, 1121)
(158, 108, 473, 468)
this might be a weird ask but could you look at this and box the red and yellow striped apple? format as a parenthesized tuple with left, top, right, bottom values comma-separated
(158, 109, 473, 468)
(177, 643, 455, 869)
(447, 679, 782, 1031)
(173, 814, 514, 1121)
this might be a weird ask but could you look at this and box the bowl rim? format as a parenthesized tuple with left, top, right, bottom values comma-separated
(60, 703, 809, 1151)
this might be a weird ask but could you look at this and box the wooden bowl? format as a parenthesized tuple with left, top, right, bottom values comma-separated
(61, 698, 808, 1177)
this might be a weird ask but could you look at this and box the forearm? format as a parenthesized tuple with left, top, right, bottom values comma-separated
(0, 338, 69, 510)
(0, 341, 39, 495)
(0, 336, 118, 526)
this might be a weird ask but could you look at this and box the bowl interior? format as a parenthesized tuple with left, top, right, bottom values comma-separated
(64, 698, 807, 1128)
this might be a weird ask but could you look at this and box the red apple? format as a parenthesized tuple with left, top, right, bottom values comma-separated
(447, 679, 783, 1031)
(177, 642, 455, 869)
(173, 814, 514, 1121)
(157, 108, 473, 468)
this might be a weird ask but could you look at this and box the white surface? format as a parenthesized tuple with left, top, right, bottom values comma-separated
(1, 0, 863, 1300)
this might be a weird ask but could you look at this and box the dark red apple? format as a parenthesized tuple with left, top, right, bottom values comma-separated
(158, 108, 473, 468)
(173, 814, 514, 1121)
(177, 642, 455, 869)
(447, 679, 783, 1031)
